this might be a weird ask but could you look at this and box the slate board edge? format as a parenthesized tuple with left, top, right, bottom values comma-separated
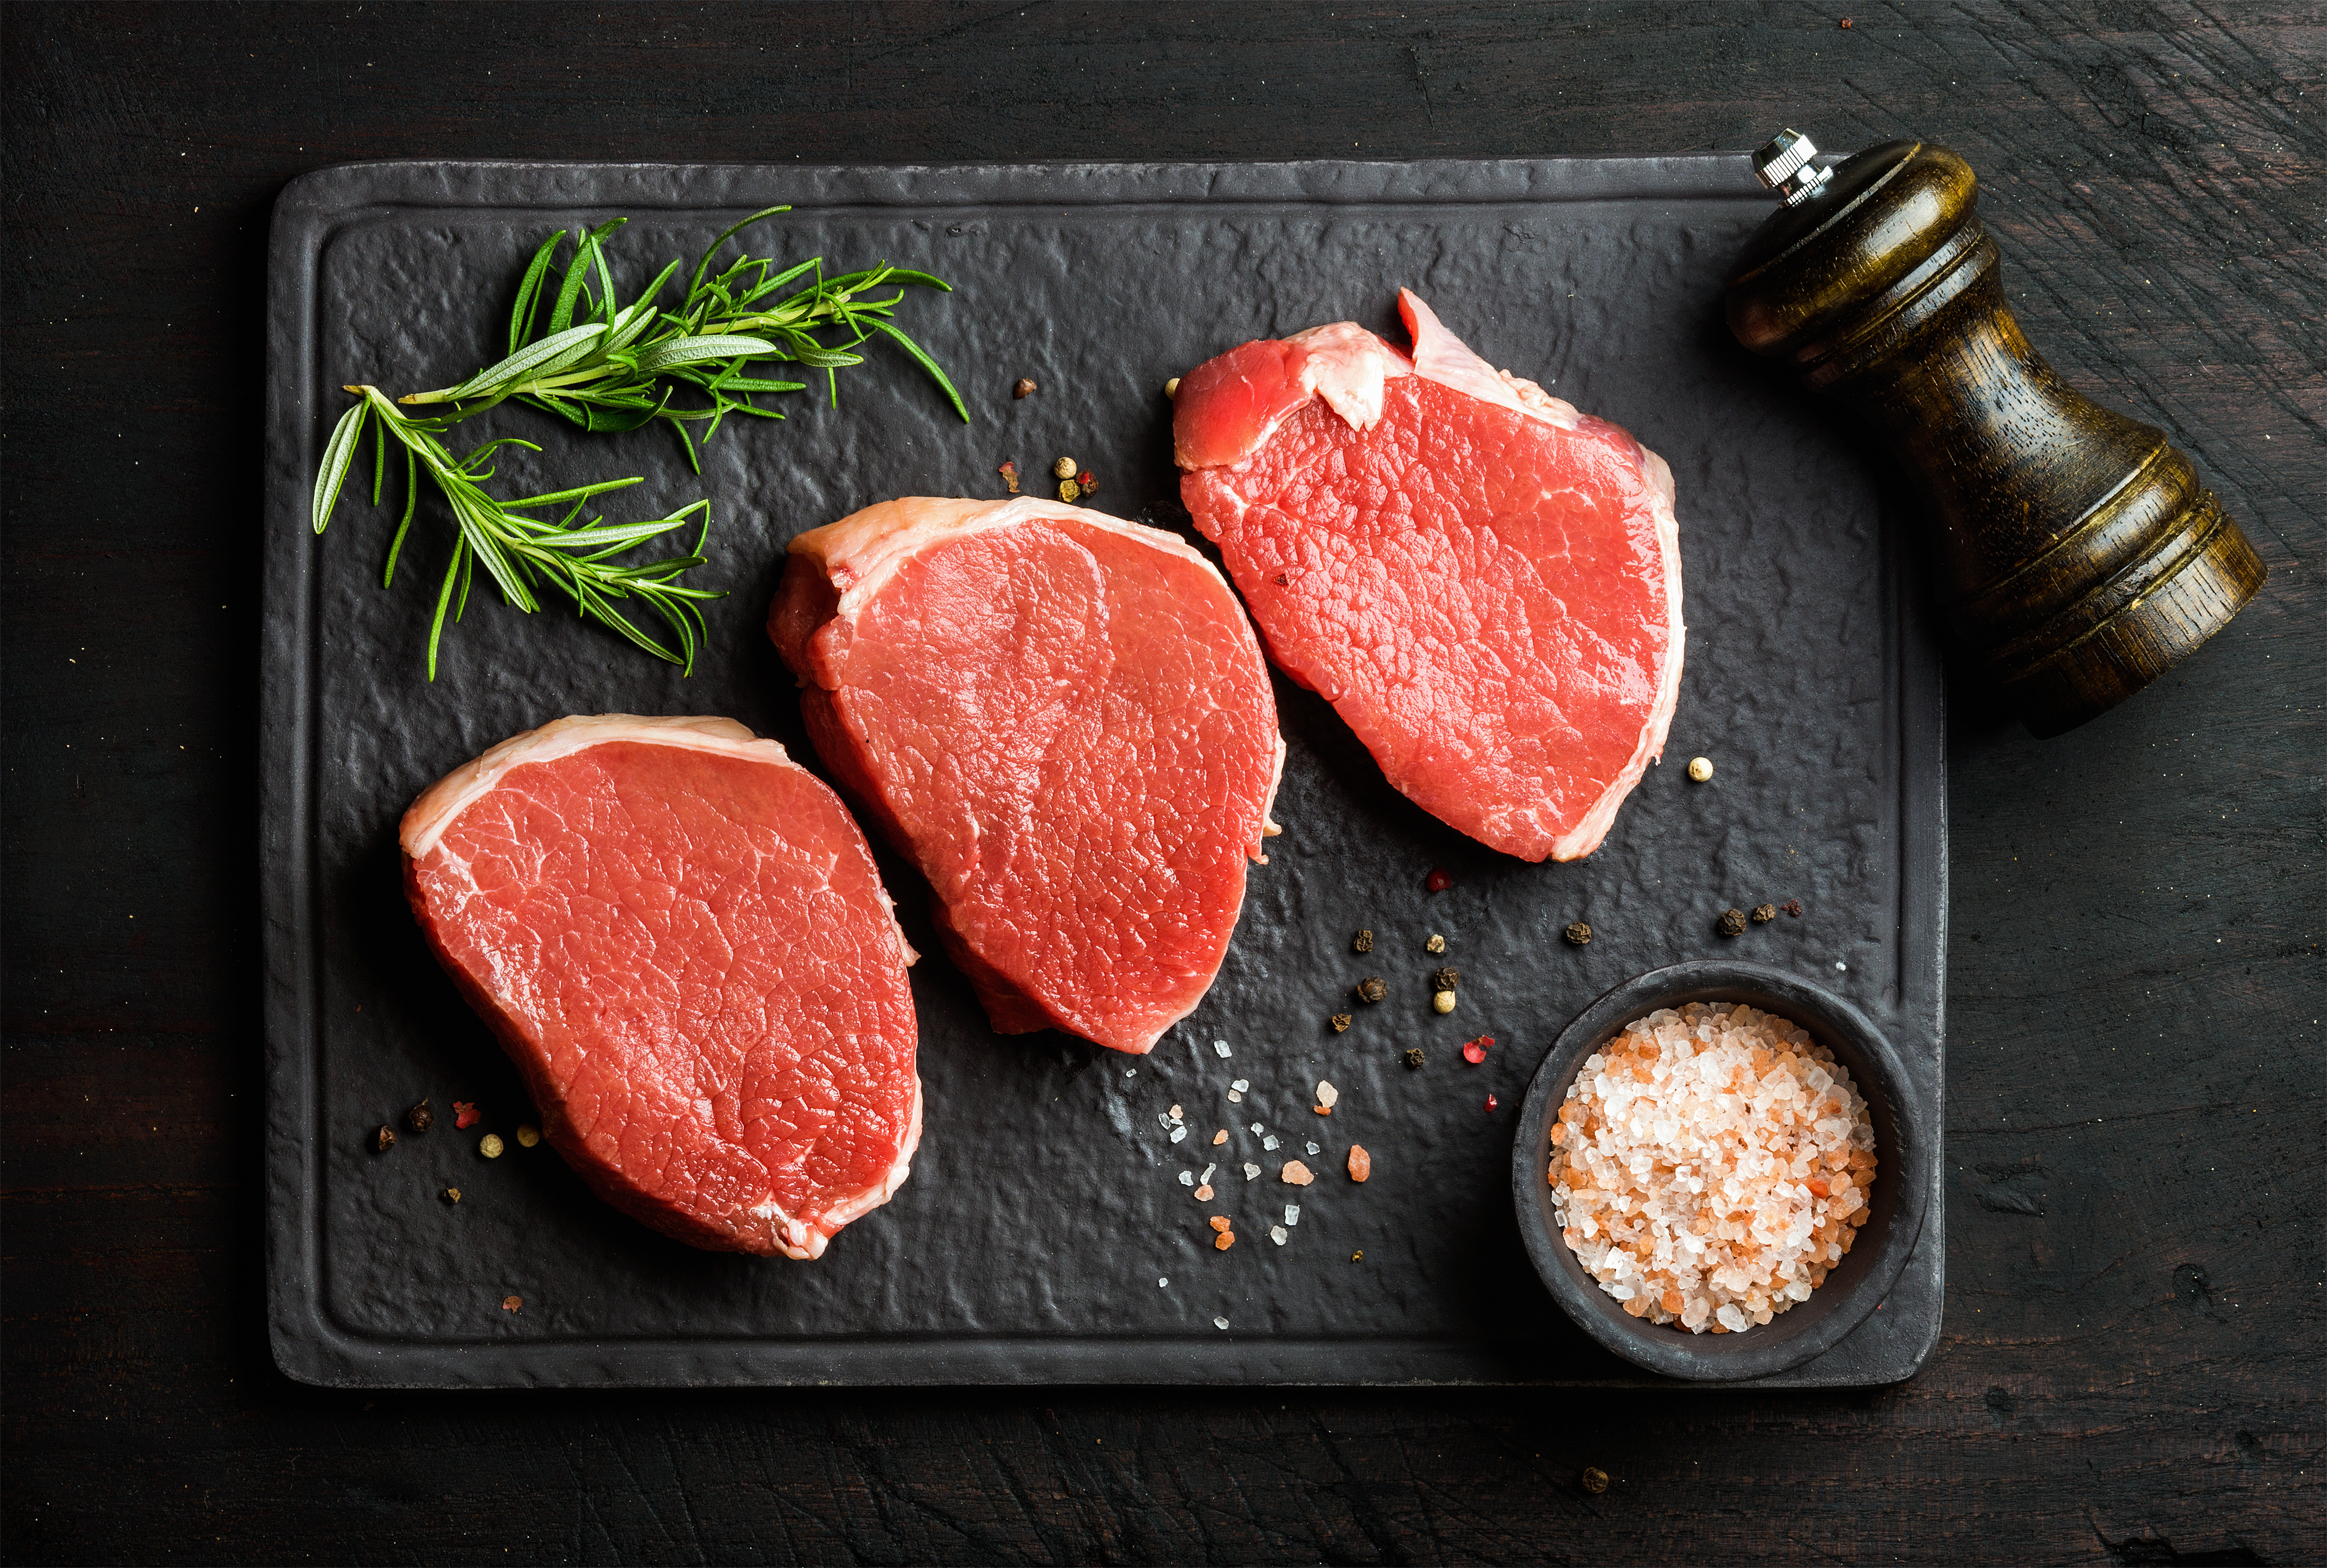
(262, 157, 1947, 1391)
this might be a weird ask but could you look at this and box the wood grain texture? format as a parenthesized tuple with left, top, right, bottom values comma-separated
(3, 2, 2320, 1562)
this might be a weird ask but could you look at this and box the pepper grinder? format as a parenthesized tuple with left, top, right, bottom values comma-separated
(1726, 132, 2265, 737)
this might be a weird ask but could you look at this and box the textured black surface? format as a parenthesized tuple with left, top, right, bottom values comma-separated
(266, 158, 1945, 1386)
(9, 3, 2321, 1561)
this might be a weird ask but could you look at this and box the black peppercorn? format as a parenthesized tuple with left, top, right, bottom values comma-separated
(1403, 1048, 1426, 1069)
(1355, 976, 1388, 1005)
(1717, 908, 1748, 937)
(373, 1125, 396, 1154)
(1581, 1466, 1609, 1495)
(1563, 921, 1592, 946)
(1352, 929, 1374, 953)
(406, 1099, 434, 1134)
(1330, 1013, 1352, 1033)
(1430, 966, 1460, 993)
(1752, 903, 1778, 924)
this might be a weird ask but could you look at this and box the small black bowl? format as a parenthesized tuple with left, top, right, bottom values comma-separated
(1511, 961, 1931, 1381)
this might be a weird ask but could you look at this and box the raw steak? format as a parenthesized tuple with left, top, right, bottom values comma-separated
(769, 496, 1282, 1055)
(1175, 290, 1684, 863)
(400, 714, 921, 1259)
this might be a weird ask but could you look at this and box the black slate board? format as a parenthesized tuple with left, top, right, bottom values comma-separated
(262, 158, 1945, 1388)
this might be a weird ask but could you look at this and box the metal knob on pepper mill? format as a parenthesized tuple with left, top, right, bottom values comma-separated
(1726, 132, 2265, 737)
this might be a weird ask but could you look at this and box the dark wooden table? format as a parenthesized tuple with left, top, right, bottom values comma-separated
(6, 4, 2320, 1562)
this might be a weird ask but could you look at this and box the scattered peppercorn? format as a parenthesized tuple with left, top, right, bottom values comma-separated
(1058, 479, 1083, 503)
(1485, 1094, 1498, 1112)
(1352, 929, 1374, 953)
(373, 1125, 397, 1154)
(1077, 470, 1099, 494)
(516, 1124, 541, 1148)
(1582, 1466, 1609, 1495)
(1785, 899, 1804, 917)
(406, 1099, 434, 1134)
(1014, 378, 1037, 398)
(1717, 908, 1748, 937)
(453, 1100, 480, 1130)
(1425, 932, 1446, 954)
(1404, 1048, 1426, 1069)
(1431, 966, 1459, 992)
(1164, 378, 1181, 398)
(1563, 921, 1592, 946)
(1352, 1251, 1364, 1262)
(998, 460, 1020, 494)
(441, 1187, 462, 1204)
(1356, 977, 1388, 1005)
(1053, 456, 1077, 479)
(1425, 867, 1453, 893)
(1462, 1035, 1492, 1064)
(1839, 16, 1852, 27)
(1431, 991, 1455, 1015)
(1330, 1013, 1352, 1032)
(479, 1133, 506, 1159)
(1752, 902, 1778, 924)
(502, 1295, 523, 1313)
(1688, 756, 1714, 782)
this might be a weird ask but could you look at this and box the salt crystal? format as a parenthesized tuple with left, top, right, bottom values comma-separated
(1159, 1277, 1169, 1287)
(1243, 1162, 1260, 1181)
(1316, 1079, 1339, 1108)
(1178, 1171, 1194, 1186)
(1156, 1113, 1175, 1130)
(1169, 1104, 1185, 1121)
(1169, 1125, 1187, 1143)
(1200, 1164, 1216, 1183)
(1228, 1090, 1242, 1103)
(1214, 1039, 1232, 1057)
(1262, 1135, 1280, 1151)
(1250, 1122, 1263, 1134)
(1270, 1226, 1289, 1245)
(1305, 1141, 1320, 1156)
(1835, 960, 1847, 971)
(1285, 1204, 1300, 1226)
(1231, 1079, 1249, 1092)
(1214, 1316, 1229, 1329)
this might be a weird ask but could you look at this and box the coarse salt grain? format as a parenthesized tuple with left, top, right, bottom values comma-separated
(1305, 1141, 1320, 1155)
(1243, 1162, 1261, 1181)
(1262, 1134, 1280, 1151)
(1228, 1090, 1243, 1103)
(1231, 1079, 1249, 1092)
(1316, 1080, 1339, 1108)
(1285, 1204, 1300, 1226)
(1250, 1122, 1263, 1134)
(1178, 1170, 1194, 1186)
(1549, 1002, 1878, 1336)
(1271, 1226, 1289, 1245)
(1215, 1316, 1230, 1329)
(1200, 1164, 1216, 1183)
(1214, 1040, 1232, 1058)
(1170, 1125, 1187, 1143)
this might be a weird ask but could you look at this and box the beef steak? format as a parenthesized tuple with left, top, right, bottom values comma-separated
(1175, 289, 1684, 863)
(401, 714, 920, 1258)
(769, 496, 1282, 1055)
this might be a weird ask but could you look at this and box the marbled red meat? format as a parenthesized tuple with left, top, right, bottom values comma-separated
(770, 496, 1282, 1055)
(401, 714, 920, 1259)
(1175, 290, 1684, 862)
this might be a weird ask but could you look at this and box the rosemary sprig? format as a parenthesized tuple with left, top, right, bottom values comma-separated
(310, 207, 967, 678)
(398, 207, 970, 470)
(314, 387, 719, 680)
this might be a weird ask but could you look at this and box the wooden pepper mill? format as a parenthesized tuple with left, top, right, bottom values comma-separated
(1726, 131, 2265, 737)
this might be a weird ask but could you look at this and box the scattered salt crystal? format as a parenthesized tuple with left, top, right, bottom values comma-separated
(1214, 1040, 1232, 1058)
(1285, 1204, 1300, 1226)
(1156, 1113, 1175, 1130)
(1178, 1170, 1194, 1186)
(1262, 1134, 1280, 1151)
(1306, 1141, 1320, 1155)
(1169, 1104, 1184, 1121)
(1270, 1226, 1289, 1245)
(1316, 1080, 1339, 1109)
(1159, 1277, 1169, 1287)
(1169, 1125, 1187, 1143)
(1200, 1164, 1216, 1183)
(1126, 1069, 1136, 1077)
(1835, 960, 1848, 971)
(1231, 1079, 1249, 1092)
(1228, 1090, 1243, 1103)
(1243, 1162, 1260, 1181)
(1250, 1122, 1263, 1134)
(1214, 1316, 1230, 1329)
